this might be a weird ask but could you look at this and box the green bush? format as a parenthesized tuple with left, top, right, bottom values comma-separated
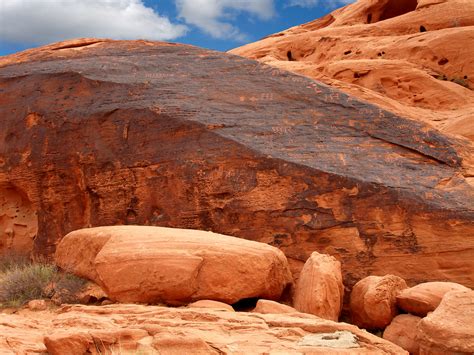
(0, 254, 90, 308)
(0, 263, 57, 307)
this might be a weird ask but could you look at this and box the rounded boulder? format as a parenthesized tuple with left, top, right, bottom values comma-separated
(55, 226, 293, 305)
(350, 275, 407, 330)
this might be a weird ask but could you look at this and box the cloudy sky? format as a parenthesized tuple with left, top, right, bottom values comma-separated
(0, 0, 353, 56)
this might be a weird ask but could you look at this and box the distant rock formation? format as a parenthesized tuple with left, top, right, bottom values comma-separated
(230, 0, 474, 142)
(0, 38, 473, 292)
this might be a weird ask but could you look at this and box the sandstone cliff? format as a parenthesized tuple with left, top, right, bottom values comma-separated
(0, 38, 473, 291)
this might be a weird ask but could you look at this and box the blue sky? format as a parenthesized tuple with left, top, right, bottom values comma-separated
(0, 0, 353, 56)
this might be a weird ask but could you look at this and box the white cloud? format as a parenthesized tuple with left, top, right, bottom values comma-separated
(287, 0, 354, 8)
(0, 0, 187, 45)
(175, 0, 275, 40)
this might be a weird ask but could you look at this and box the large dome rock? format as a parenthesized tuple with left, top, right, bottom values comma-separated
(0, 38, 473, 291)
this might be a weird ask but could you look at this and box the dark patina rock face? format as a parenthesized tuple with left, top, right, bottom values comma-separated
(0, 39, 473, 290)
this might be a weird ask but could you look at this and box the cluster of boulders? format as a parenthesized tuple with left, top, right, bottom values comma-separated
(350, 275, 473, 354)
(51, 225, 473, 354)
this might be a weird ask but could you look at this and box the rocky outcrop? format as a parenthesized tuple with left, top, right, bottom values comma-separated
(1, 38, 474, 292)
(397, 281, 471, 316)
(350, 275, 407, 329)
(231, 0, 474, 142)
(0, 304, 407, 354)
(55, 226, 292, 305)
(293, 252, 343, 321)
(383, 314, 421, 354)
(417, 290, 474, 354)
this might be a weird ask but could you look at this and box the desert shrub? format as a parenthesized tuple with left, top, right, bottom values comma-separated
(52, 272, 89, 304)
(0, 263, 57, 306)
(0, 254, 89, 307)
(0, 253, 31, 273)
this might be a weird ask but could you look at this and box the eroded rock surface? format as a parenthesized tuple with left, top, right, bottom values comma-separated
(397, 281, 471, 316)
(231, 0, 474, 142)
(0, 304, 407, 354)
(417, 290, 474, 354)
(55, 226, 292, 305)
(383, 314, 421, 354)
(293, 251, 343, 321)
(0, 38, 473, 291)
(350, 275, 407, 329)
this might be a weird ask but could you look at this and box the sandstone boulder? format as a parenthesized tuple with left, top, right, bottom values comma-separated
(0, 304, 407, 354)
(55, 226, 293, 305)
(187, 300, 234, 312)
(417, 290, 474, 354)
(383, 314, 421, 354)
(397, 281, 471, 316)
(1, 38, 473, 294)
(253, 299, 298, 314)
(350, 275, 407, 329)
(27, 299, 48, 311)
(293, 252, 343, 321)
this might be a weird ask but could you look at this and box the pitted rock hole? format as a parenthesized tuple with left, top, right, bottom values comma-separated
(297, 331, 360, 349)
(0, 185, 38, 254)
(369, 0, 418, 23)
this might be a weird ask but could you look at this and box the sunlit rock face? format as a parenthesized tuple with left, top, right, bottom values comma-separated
(231, 0, 474, 142)
(0, 38, 473, 292)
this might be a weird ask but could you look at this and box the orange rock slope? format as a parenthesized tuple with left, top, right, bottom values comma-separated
(230, 0, 474, 141)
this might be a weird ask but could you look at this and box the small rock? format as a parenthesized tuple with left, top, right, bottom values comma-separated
(77, 282, 109, 304)
(397, 281, 471, 316)
(383, 314, 421, 354)
(350, 275, 407, 329)
(187, 300, 234, 312)
(253, 299, 297, 314)
(101, 299, 114, 306)
(27, 299, 48, 311)
(293, 252, 343, 321)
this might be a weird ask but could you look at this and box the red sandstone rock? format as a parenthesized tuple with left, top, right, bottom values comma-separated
(231, 0, 474, 142)
(55, 226, 293, 305)
(417, 290, 474, 354)
(293, 252, 343, 321)
(383, 314, 421, 354)
(253, 299, 298, 314)
(187, 300, 234, 312)
(76, 282, 109, 304)
(350, 275, 407, 329)
(396, 281, 471, 316)
(0, 304, 407, 354)
(27, 299, 48, 311)
(1, 38, 473, 294)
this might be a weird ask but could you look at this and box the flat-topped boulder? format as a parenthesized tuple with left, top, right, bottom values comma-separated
(1, 38, 473, 291)
(55, 226, 292, 305)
